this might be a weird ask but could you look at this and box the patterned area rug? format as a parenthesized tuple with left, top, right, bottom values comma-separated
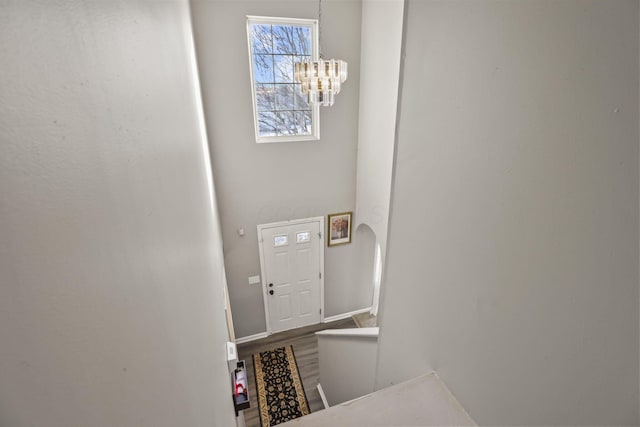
(253, 345, 310, 427)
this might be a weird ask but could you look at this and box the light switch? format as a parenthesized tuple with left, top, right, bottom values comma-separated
(248, 275, 260, 285)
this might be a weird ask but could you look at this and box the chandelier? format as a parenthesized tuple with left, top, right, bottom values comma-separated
(293, 0, 348, 107)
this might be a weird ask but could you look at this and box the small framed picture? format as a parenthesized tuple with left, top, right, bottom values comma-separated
(327, 212, 352, 247)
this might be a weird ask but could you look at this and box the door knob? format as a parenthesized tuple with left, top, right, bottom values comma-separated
(269, 283, 274, 288)
(269, 290, 274, 295)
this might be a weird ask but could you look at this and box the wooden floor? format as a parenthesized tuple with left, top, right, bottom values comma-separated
(237, 318, 357, 427)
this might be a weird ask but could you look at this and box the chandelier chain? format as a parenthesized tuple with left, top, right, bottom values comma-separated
(318, 0, 323, 59)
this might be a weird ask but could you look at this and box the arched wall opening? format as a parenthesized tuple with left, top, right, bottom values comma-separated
(353, 223, 378, 313)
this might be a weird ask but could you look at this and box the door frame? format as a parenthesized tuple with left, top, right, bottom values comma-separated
(257, 216, 325, 335)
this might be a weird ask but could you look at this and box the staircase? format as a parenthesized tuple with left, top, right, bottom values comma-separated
(282, 372, 476, 426)
(303, 316, 475, 426)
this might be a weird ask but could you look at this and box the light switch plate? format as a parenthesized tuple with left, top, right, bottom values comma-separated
(248, 275, 260, 285)
(226, 341, 237, 361)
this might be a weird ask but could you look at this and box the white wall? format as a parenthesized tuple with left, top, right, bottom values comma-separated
(377, 0, 639, 425)
(317, 329, 378, 406)
(0, 1, 236, 426)
(190, 0, 365, 338)
(354, 0, 404, 255)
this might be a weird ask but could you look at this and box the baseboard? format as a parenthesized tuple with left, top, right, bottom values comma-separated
(323, 307, 371, 323)
(235, 332, 269, 345)
(317, 383, 329, 409)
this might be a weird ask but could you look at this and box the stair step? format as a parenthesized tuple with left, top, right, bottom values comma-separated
(281, 372, 476, 426)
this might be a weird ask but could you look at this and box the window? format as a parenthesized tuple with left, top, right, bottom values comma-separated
(274, 235, 288, 247)
(247, 16, 319, 143)
(296, 231, 311, 243)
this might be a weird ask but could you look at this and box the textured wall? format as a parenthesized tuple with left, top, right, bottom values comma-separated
(377, 0, 639, 425)
(0, 1, 236, 425)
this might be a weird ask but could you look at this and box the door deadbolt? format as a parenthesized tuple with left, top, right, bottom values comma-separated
(269, 283, 274, 287)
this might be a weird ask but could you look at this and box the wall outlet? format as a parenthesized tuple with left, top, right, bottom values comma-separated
(248, 275, 260, 285)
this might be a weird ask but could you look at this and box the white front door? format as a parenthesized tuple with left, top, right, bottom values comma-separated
(259, 218, 323, 334)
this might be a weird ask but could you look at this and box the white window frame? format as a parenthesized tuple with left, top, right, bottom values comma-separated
(246, 16, 320, 144)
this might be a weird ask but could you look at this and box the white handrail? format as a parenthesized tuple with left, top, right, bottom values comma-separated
(315, 327, 379, 338)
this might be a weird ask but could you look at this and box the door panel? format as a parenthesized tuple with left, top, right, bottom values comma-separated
(277, 293, 293, 321)
(299, 288, 312, 316)
(260, 219, 322, 333)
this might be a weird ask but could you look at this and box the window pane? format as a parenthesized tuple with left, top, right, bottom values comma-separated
(294, 84, 310, 110)
(273, 55, 293, 83)
(292, 111, 310, 134)
(275, 84, 295, 111)
(274, 235, 288, 247)
(258, 112, 278, 136)
(273, 25, 294, 54)
(251, 24, 273, 53)
(293, 27, 311, 55)
(301, 110, 312, 133)
(256, 84, 275, 112)
(275, 111, 297, 135)
(296, 232, 310, 243)
(253, 54, 274, 83)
